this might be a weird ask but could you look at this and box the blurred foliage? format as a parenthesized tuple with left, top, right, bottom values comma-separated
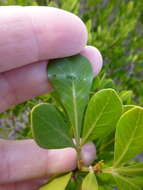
(0, 0, 143, 138)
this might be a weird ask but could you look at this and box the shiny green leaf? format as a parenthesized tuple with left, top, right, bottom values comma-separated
(82, 89, 122, 144)
(113, 174, 141, 190)
(82, 172, 98, 190)
(39, 173, 72, 190)
(119, 90, 134, 104)
(114, 107, 143, 167)
(31, 103, 74, 149)
(123, 105, 136, 114)
(96, 173, 115, 186)
(48, 55, 93, 145)
(131, 176, 143, 187)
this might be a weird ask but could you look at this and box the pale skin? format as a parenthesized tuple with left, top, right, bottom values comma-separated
(0, 6, 103, 190)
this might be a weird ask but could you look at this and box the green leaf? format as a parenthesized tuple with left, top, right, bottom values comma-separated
(48, 55, 93, 146)
(119, 90, 134, 104)
(82, 172, 98, 190)
(96, 173, 115, 186)
(98, 186, 113, 190)
(65, 177, 77, 190)
(92, 76, 100, 91)
(123, 105, 141, 114)
(100, 79, 116, 89)
(31, 103, 74, 149)
(130, 176, 143, 187)
(116, 163, 143, 176)
(113, 174, 141, 190)
(48, 1, 58, 7)
(65, 171, 86, 190)
(39, 173, 72, 190)
(82, 89, 122, 144)
(66, 171, 87, 190)
(123, 105, 136, 114)
(114, 107, 143, 167)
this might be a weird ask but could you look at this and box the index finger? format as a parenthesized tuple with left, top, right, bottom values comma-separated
(0, 6, 87, 73)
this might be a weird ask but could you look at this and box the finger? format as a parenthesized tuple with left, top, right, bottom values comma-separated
(81, 142, 97, 166)
(0, 61, 50, 113)
(0, 6, 87, 73)
(81, 46, 103, 76)
(0, 177, 48, 190)
(0, 139, 96, 184)
(0, 46, 103, 113)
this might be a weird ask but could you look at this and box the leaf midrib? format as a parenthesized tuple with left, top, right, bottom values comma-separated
(82, 95, 110, 144)
(56, 59, 79, 139)
(71, 78, 79, 145)
(67, 59, 80, 146)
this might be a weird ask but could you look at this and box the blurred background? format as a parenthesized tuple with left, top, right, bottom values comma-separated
(0, 0, 143, 140)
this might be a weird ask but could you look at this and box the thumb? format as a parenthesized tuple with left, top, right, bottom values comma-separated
(0, 139, 96, 184)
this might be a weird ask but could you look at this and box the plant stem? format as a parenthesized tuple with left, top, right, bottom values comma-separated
(76, 145, 83, 170)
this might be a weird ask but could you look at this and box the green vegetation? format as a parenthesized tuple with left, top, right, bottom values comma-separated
(0, 0, 142, 102)
(0, 1, 143, 189)
(0, 0, 142, 128)
(31, 55, 143, 189)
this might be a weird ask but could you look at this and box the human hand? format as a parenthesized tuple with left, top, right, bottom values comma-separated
(0, 6, 102, 190)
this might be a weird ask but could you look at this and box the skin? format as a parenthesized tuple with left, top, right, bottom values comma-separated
(0, 6, 103, 190)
